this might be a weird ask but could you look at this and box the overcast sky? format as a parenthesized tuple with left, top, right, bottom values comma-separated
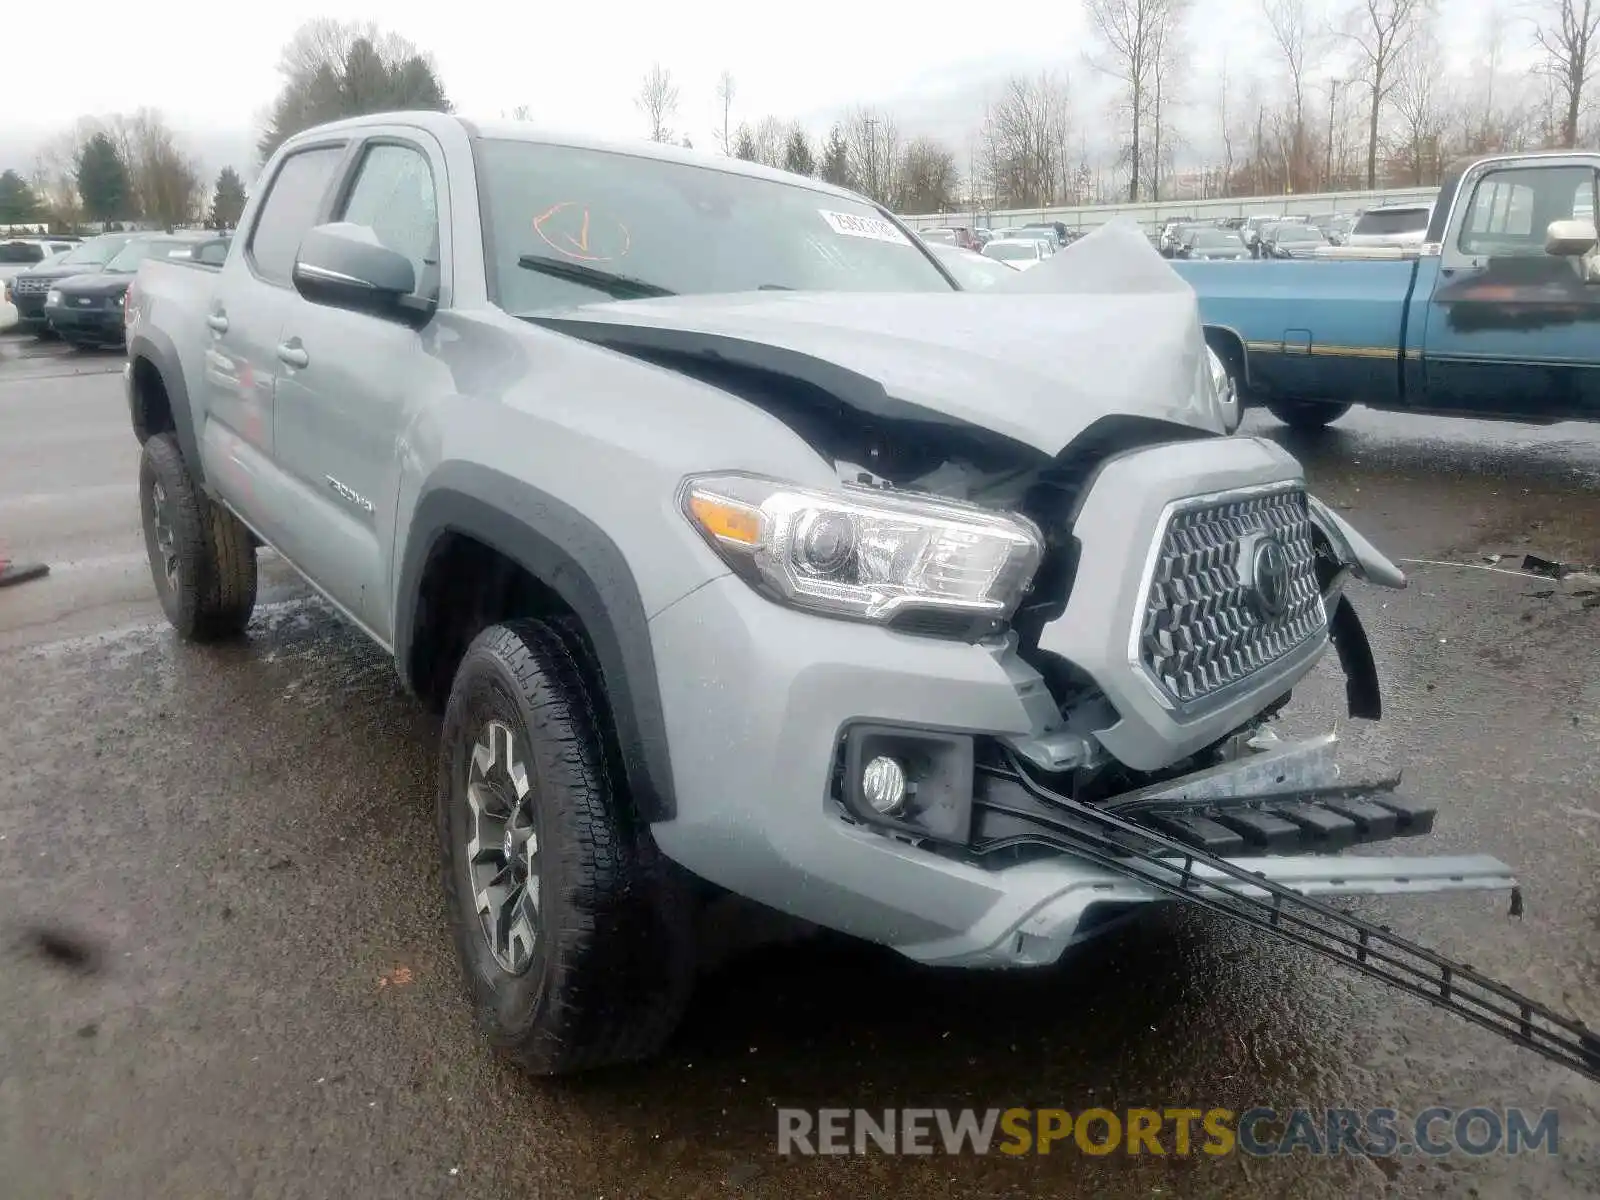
(1, 0, 1519, 182)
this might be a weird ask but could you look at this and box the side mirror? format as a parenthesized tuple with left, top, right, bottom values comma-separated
(1544, 218, 1598, 258)
(292, 222, 436, 329)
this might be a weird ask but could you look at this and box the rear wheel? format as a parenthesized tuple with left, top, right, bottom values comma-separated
(138, 433, 257, 640)
(1266, 399, 1352, 431)
(438, 619, 694, 1075)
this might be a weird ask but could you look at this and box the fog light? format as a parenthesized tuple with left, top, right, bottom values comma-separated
(861, 756, 907, 815)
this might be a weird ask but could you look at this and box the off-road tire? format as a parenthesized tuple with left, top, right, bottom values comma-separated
(1266, 399, 1352, 431)
(138, 433, 257, 640)
(438, 619, 694, 1075)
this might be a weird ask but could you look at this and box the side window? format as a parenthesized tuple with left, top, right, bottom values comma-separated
(1458, 165, 1597, 257)
(247, 146, 345, 285)
(337, 143, 440, 297)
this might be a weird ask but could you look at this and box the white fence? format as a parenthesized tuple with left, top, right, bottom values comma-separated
(900, 184, 1440, 233)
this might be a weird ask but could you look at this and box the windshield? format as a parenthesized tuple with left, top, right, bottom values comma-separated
(919, 229, 957, 245)
(1354, 208, 1429, 235)
(1273, 226, 1326, 242)
(1190, 230, 1244, 249)
(477, 138, 953, 310)
(104, 240, 161, 272)
(984, 242, 1038, 262)
(56, 235, 134, 267)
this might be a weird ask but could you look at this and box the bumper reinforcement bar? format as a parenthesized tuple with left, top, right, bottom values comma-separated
(977, 752, 1600, 1083)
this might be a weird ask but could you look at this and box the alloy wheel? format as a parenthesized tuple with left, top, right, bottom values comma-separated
(465, 719, 542, 974)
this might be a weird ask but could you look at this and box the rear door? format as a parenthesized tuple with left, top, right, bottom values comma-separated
(204, 141, 348, 470)
(272, 130, 449, 642)
(1422, 159, 1600, 421)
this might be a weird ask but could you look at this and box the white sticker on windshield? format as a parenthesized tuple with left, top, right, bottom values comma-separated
(818, 209, 911, 245)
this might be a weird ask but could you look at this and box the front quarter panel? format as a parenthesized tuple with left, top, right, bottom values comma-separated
(394, 309, 845, 625)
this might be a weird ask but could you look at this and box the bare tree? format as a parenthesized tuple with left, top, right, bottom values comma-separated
(1531, 0, 1600, 147)
(635, 63, 680, 143)
(751, 116, 789, 168)
(1087, 0, 1188, 200)
(1341, 0, 1432, 188)
(1264, 0, 1315, 191)
(843, 108, 901, 205)
(978, 73, 1071, 208)
(715, 70, 737, 154)
(1141, 7, 1187, 200)
(1390, 20, 1451, 182)
(898, 138, 960, 213)
(1217, 54, 1237, 192)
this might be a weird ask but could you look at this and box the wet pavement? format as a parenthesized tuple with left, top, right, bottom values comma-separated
(1, 330, 1597, 1198)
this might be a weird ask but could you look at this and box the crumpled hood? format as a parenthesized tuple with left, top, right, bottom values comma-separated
(531, 221, 1223, 456)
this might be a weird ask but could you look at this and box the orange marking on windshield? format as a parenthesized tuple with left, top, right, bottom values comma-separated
(533, 202, 630, 262)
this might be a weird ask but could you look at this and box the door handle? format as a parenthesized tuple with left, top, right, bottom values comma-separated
(206, 313, 229, 333)
(276, 342, 309, 369)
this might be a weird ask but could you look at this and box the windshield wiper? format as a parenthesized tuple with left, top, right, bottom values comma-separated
(516, 255, 675, 299)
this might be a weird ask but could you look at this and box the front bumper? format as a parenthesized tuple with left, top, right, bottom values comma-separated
(43, 299, 124, 343)
(649, 572, 1510, 966)
(644, 436, 1487, 968)
(10, 289, 48, 324)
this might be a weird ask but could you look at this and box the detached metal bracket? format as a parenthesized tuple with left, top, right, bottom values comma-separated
(985, 752, 1600, 1083)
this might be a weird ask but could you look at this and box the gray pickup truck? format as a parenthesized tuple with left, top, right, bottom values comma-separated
(122, 112, 1515, 1076)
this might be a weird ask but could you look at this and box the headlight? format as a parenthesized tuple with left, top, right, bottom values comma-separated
(47, 289, 62, 305)
(681, 473, 1043, 627)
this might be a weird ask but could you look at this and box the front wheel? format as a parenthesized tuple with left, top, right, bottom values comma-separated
(438, 619, 694, 1075)
(1266, 399, 1352, 431)
(138, 433, 257, 639)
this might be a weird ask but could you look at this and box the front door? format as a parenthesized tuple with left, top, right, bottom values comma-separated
(272, 134, 448, 643)
(1423, 159, 1600, 422)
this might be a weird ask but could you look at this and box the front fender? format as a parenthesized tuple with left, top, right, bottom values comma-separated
(394, 466, 681, 822)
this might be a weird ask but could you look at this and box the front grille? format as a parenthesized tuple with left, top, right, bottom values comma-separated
(1137, 485, 1325, 706)
(13, 277, 49, 295)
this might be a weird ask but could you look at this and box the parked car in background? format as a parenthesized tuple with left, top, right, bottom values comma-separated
(1174, 152, 1600, 429)
(1313, 214, 1356, 245)
(1176, 227, 1251, 260)
(928, 241, 1019, 288)
(1158, 220, 1199, 256)
(1020, 220, 1068, 246)
(45, 232, 230, 348)
(7, 232, 141, 335)
(1002, 227, 1059, 256)
(1240, 214, 1308, 257)
(981, 237, 1051, 269)
(1261, 222, 1333, 258)
(0, 235, 80, 286)
(917, 226, 980, 250)
(1345, 202, 1433, 248)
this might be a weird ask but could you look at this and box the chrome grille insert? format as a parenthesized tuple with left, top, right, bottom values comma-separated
(1136, 484, 1325, 707)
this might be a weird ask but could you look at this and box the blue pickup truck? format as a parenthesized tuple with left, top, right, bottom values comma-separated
(1174, 151, 1600, 430)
